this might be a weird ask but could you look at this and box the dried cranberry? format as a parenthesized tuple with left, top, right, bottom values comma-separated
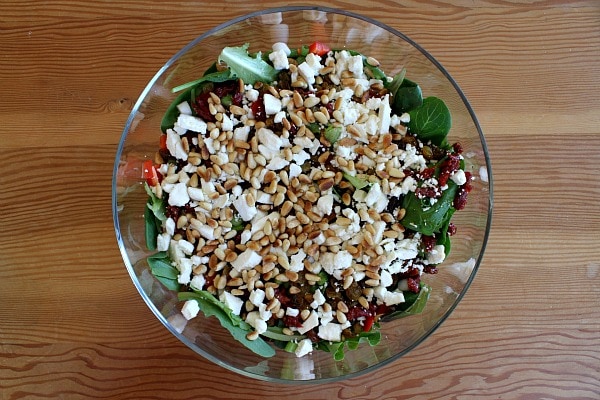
(346, 306, 371, 321)
(274, 288, 291, 307)
(416, 186, 439, 199)
(325, 102, 334, 115)
(192, 91, 216, 122)
(306, 330, 320, 342)
(421, 235, 436, 252)
(232, 92, 244, 106)
(452, 142, 463, 154)
(424, 266, 438, 274)
(407, 277, 420, 293)
(165, 205, 181, 221)
(447, 223, 457, 236)
(420, 167, 435, 180)
(283, 315, 303, 328)
(454, 187, 469, 210)
(375, 304, 392, 316)
(438, 154, 460, 187)
(251, 97, 266, 122)
(288, 123, 298, 136)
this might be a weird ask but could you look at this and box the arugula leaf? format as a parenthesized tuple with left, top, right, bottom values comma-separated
(342, 172, 370, 190)
(288, 45, 310, 59)
(316, 330, 382, 361)
(408, 97, 452, 147)
(170, 69, 233, 93)
(437, 208, 456, 256)
(178, 291, 276, 358)
(401, 180, 458, 236)
(262, 326, 306, 342)
(324, 125, 342, 144)
(218, 43, 278, 85)
(147, 252, 180, 291)
(144, 182, 166, 222)
(381, 284, 431, 321)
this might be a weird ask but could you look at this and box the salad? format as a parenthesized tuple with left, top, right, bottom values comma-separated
(143, 41, 473, 360)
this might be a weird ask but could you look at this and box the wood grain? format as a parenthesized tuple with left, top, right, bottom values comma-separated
(1, 1, 599, 399)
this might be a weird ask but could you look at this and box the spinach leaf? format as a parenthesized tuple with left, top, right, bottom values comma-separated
(218, 43, 278, 85)
(147, 252, 180, 291)
(342, 172, 370, 190)
(392, 78, 423, 114)
(381, 283, 431, 321)
(408, 97, 452, 147)
(144, 205, 158, 251)
(178, 291, 276, 358)
(401, 180, 458, 236)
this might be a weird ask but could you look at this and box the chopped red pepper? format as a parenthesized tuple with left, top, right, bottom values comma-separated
(159, 134, 167, 151)
(142, 159, 159, 187)
(308, 41, 331, 56)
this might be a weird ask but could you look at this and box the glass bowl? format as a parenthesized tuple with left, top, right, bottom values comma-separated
(112, 6, 492, 383)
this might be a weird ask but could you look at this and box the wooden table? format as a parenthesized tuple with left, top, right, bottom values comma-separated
(1, 1, 599, 398)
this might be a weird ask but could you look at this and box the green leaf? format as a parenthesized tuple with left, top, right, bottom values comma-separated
(306, 123, 321, 136)
(289, 45, 309, 59)
(144, 182, 166, 251)
(324, 125, 342, 144)
(381, 284, 431, 321)
(316, 330, 382, 361)
(231, 214, 245, 231)
(170, 69, 233, 93)
(386, 68, 406, 95)
(160, 69, 235, 133)
(408, 97, 452, 147)
(218, 43, 278, 85)
(263, 327, 306, 342)
(178, 291, 276, 358)
(392, 78, 423, 114)
(342, 172, 370, 190)
(144, 205, 158, 251)
(401, 180, 459, 236)
(437, 207, 456, 256)
(147, 252, 180, 291)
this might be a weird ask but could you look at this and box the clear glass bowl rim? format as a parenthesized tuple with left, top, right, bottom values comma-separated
(111, 5, 494, 383)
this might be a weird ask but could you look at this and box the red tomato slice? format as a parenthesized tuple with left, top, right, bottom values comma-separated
(142, 159, 159, 186)
(308, 41, 330, 56)
(362, 315, 375, 332)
